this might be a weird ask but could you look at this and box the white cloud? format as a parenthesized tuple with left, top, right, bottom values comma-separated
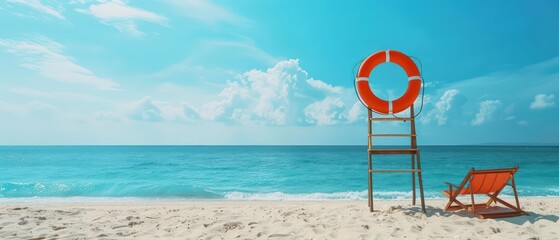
(141, 59, 362, 126)
(128, 97, 163, 122)
(307, 79, 342, 94)
(76, 0, 167, 37)
(440, 57, 559, 111)
(530, 94, 555, 109)
(0, 37, 119, 90)
(165, 0, 250, 26)
(423, 81, 440, 88)
(471, 100, 502, 126)
(91, 59, 364, 126)
(347, 102, 364, 123)
(420, 89, 462, 125)
(197, 59, 366, 126)
(304, 97, 345, 125)
(245, 60, 304, 124)
(198, 60, 303, 125)
(8, 0, 64, 19)
(123, 97, 200, 122)
(198, 80, 250, 122)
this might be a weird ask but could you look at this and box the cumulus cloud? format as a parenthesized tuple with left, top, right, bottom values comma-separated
(7, 0, 64, 19)
(123, 59, 363, 126)
(306, 79, 342, 94)
(304, 97, 345, 125)
(198, 80, 250, 122)
(347, 102, 364, 123)
(0, 36, 119, 90)
(530, 94, 555, 109)
(103, 97, 200, 123)
(195, 59, 367, 125)
(128, 97, 163, 121)
(420, 89, 465, 125)
(198, 60, 304, 125)
(76, 0, 167, 37)
(471, 100, 502, 126)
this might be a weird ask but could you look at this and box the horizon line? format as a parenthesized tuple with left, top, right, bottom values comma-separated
(1, 144, 558, 147)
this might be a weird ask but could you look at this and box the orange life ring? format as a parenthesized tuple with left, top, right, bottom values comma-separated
(356, 50, 422, 114)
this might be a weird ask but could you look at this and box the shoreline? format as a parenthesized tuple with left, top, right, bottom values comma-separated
(1, 198, 557, 239)
(2, 195, 559, 204)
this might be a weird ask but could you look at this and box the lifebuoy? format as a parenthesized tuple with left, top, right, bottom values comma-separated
(356, 50, 422, 114)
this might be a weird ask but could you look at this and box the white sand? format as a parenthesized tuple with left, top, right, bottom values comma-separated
(1, 198, 558, 239)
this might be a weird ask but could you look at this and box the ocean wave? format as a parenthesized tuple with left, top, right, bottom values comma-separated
(0, 196, 161, 204)
(0, 181, 221, 198)
(224, 190, 443, 201)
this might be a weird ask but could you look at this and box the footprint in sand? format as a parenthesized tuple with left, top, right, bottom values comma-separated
(222, 222, 244, 232)
(489, 227, 501, 233)
(52, 226, 66, 231)
(269, 233, 291, 238)
(18, 217, 28, 225)
(411, 225, 423, 232)
(128, 221, 144, 227)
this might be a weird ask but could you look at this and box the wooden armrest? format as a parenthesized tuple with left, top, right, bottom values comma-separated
(444, 182, 459, 188)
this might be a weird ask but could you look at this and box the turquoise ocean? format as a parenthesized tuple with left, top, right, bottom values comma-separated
(1, 146, 558, 202)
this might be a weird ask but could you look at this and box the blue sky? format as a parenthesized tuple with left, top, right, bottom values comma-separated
(0, 0, 558, 145)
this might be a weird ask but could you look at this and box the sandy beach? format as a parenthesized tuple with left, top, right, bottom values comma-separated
(1, 198, 558, 239)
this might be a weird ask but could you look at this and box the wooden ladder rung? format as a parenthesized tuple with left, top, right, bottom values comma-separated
(370, 117, 413, 121)
(370, 169, 422, 173)
(369, 149, 419, 154)
(370, 134, 415, 137)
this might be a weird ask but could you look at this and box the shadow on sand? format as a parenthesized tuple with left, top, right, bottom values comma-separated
(400, 206, 559, 225)
(497, 211, 559, 225)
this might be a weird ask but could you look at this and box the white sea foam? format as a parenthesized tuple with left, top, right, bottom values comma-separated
(224, 190, 443, 201)
(225, 191, 367, 201)
(0, 197, 182, 205)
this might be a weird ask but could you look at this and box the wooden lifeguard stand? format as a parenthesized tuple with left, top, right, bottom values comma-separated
(354, 49, 426, 213)
(366, 104, 426, 213)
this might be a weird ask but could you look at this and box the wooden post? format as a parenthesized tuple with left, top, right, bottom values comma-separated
(511, 174, 521, 211)
(410, 105, 416, 205)
(469, 175, 475, 213)
(367, 109, 373, 212)
(416, 152, 426, 213)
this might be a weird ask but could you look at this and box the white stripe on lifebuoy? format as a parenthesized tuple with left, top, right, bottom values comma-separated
(388, 101, 393, 114)
(408, 76, 422, 81)
(356, 77, 369, 82)
(385, 50, 390, 62)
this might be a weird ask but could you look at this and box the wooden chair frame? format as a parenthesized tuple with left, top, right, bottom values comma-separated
(443, 166, 528, 219)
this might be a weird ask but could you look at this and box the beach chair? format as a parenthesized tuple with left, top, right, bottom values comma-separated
(442, 166, 528, 219)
